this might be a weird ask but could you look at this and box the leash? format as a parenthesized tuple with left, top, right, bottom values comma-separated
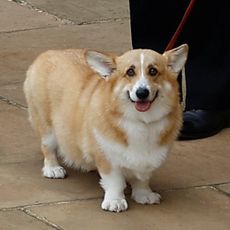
(165, 0, 197, 51)
(165, 0, 196, 111)
(165, 0, 197, 110)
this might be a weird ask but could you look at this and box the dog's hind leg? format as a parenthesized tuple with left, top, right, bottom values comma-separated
(41, 132, 66, 179)
(24, 69, 66, 179)
(26, 101, 66, 179)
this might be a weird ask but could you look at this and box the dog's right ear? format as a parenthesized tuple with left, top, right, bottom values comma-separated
(86, 50, 116, 78)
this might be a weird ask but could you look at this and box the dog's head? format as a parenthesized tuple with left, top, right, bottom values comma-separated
(86, 45, 188, 122)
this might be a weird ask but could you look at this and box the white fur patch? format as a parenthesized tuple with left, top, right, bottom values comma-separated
(101, 198, 128, 212)
(140, 53, 145, 79)
(42, 165, 66, 178)
(86, 51, 114, 77)
(129, 178, 161, 204)
(42, 132, 57, 151)
(163, 81, 172, 92)
(57, 147, 95, 172)
(100, 170, 128, 212)
(139, 53, 150, 90)
(94, 117, 169, 181)
(41, 132, 66, 178)
(132, 189, 161, 204)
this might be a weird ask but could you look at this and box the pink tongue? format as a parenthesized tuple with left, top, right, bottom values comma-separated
(135, 101, 151, 112)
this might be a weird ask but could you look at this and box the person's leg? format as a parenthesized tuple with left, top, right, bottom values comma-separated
(129, 0, 188, 52)
(177, 0, 230, 110)
(177, 0, 230, 139)
(129, 0, 230, 140)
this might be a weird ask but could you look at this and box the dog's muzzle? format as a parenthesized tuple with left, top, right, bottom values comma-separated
(136, 87, 149, 100)
(127, 89, 159, 112)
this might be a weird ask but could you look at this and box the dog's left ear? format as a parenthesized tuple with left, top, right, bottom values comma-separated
(86, 50, 116, 78)
(163, 44, 189, 75)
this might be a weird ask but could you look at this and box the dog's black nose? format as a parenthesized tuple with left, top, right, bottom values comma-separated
(136, 88, 149, 100)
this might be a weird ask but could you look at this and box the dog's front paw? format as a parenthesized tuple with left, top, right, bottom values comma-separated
(42, 165, 66, 179)
(132, 190, 161, 204)
(101, 198, 128, 212)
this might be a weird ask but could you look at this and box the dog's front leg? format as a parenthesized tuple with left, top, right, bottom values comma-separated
(99, 168, 128, 212)
(129, 177, 161, 205)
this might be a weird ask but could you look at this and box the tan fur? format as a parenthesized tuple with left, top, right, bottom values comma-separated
(158, 74, 183, 145)
(24, 45, 188, 212)
(24, 49, 125, 170)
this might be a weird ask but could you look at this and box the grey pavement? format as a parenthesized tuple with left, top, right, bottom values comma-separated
(0, 1, 230, 229)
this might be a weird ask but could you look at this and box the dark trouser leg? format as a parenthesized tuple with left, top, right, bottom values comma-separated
(129, 0, 230, 110)
(129, 0, 188, 52)
(129, 0, 230, 139)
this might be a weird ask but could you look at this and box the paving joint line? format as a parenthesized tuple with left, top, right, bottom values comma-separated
(0, 196, 102, 212)
(0, 95, 27, 111)
(9, 0, 73, 25)
(22, 208, 64, 230)
(158, 184, 216, 193)
(0, 16, 129, 35)
(213, 185, 230, 197)
(1, 181, 230, 212)
(0, 25, 60, 35)
(76, 17, 130, 26)
(158, 181, 230, 193)
(9, 0, 129, 26)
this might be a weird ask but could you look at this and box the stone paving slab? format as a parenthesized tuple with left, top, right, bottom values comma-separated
(152, 129, 230, 190)
(0, 1, 59, 33)
(28, 188, 230, 230)
(0, 160, 101, 209)
(0, 210, 51, 230)
(0, 102, 39, 164)
(0, 20, 131, 105)
(26, 0, 129, 24)
(0, 20, 131, 85)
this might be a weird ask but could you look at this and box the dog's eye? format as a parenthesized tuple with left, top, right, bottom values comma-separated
(126, 68, 135, 77)
(149, 67, 158, 76)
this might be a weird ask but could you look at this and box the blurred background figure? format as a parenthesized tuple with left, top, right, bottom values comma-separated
(129, 0, 230, 140)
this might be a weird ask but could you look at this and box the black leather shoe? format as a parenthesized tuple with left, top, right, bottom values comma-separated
(178, 109, 230, 140)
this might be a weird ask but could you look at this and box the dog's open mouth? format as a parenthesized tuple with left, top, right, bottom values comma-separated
(127, 90, 159, 112)
(135, 101, 152, 112)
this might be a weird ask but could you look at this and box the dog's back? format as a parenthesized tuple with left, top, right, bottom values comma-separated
(24, 49, 108, 171)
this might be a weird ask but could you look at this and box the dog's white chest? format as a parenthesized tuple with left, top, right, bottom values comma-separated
(94, 118, 169, 174)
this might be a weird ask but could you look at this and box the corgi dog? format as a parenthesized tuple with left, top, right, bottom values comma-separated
(24, 44, 188, 212)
